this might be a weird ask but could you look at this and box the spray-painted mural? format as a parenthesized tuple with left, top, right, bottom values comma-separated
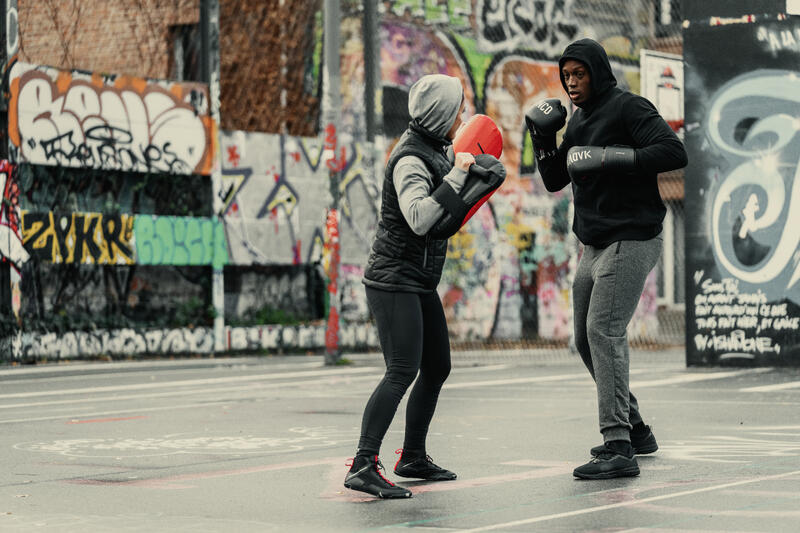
(219, 129, 378, 266)
(684, 14, 800, 364)
(0, 62, 224, 359)
(19, 212, 227, 268)
(10, 321, 377, 360)
(2, 0, 678, 360)
(340, 2, 654, 344)
(8, 62, 215, 175)
(0, 162, 28, 273)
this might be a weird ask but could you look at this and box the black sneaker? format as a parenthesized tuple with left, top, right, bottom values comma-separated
(574, 448, 640, 480)
(344, 455, 412, 498)
(393, 449, 457, 481)
(590, 426, 658, 457)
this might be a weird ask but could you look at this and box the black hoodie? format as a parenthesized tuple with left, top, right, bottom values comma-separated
(537, 38, 688, 248)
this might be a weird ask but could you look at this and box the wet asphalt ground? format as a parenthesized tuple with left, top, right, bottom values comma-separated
(1, 349, 799, 532)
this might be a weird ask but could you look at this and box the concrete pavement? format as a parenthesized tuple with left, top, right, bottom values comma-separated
(0, 349, 799, 532)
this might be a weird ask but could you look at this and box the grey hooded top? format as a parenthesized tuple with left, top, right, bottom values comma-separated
(394, 74, 469, 235)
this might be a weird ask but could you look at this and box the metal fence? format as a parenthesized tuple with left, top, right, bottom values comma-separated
(332, 0, 688, 353)
(2, 0, 687, 360)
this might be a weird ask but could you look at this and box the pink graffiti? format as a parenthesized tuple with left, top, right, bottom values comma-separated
(0, 161, 29, 271)
(324, 124, 347, 172)
(227, 146, 241, 167)
(325, 209, 341, 354)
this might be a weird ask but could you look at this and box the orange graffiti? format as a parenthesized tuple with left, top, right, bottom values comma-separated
(9, 63, 215, 175)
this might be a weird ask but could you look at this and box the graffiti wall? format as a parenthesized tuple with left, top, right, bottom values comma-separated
(340, 1, 654, 344)
(1, 61, 224, 359)
(5, 321, 378, 360)
(20, 212, 227, 268)
(684, 13, 800, 364)
(2, 1, 681, 359)
(8, 62, 215, 175)
(219, 130, 379, 266)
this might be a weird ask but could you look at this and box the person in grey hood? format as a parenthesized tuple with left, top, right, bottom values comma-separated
(524, 39, 687, 479)
(344, 74, 473, 499)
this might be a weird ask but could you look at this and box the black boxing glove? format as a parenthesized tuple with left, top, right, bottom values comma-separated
(566, 145, 637, 181)
(525, 98, 567, 161)
(525, 98, 567, 136)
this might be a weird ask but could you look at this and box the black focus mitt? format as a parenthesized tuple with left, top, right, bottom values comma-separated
(429, 153, 506, 239)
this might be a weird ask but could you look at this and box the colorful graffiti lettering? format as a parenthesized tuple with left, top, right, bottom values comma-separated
(134, 216, 228, 269)
(384, 0, 471, 27)
(9, 63, 214, 175)
(22, 211, 134, 264)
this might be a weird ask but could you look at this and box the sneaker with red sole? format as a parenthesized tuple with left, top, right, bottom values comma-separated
(344, 455, 412, 499)
(393, 449, 457, 481)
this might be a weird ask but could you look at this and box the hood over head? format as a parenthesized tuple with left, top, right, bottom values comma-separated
(559, 38, 616, 107)
(408, 74, 464, 141)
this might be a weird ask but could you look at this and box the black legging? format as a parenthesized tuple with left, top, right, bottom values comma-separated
(357, 286, 451, 456)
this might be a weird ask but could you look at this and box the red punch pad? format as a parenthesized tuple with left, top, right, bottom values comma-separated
(453, 114, 503, 158)
(454, 114, 504, 225)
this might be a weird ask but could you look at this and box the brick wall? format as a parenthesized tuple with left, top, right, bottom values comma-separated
(18, 0, 198, 78)
(17, 0, 322, 136)
(219, 0, 321, 135)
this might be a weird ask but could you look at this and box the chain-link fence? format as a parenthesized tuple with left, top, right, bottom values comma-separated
(331, 0, 687, 354)
(2, 0, 686, 361)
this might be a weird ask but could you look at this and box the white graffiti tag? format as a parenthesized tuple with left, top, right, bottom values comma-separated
(477, 0, 577, 54)
(10, 63, 211, 175)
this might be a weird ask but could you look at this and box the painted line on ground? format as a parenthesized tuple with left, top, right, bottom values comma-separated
(0, 374, 385, 411)
(66, 416, 148, 424)
(0, 400, 240, 425)
(0, 365, 512, 411)
(0, 367, 378, 399)
(0, 364, 520, 418)
(619, 491, 800, 531)
(67, 456, 345, 489)
(444, 369, 649, 389)
(455, 469, 800, 532)
(741, 380, 800, 393)
(0, 360, 325, 378)
(632, 368, 772, 388)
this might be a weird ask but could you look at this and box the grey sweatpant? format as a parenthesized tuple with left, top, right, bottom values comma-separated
(572, 235, 663, 443)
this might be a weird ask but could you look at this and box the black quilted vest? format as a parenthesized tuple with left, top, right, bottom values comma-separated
(363, 125, 451, 293)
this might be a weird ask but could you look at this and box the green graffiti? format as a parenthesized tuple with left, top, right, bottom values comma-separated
(387, 0, 470, 28)
(522, 128, 535, 170)
(451, 33, 492, 101)
(134, 216, 228, 269)
(424, 0, 447, 22)
(447, 0, 470, 28)
(389, 0, 422, 17)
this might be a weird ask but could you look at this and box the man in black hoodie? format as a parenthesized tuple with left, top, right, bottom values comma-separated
(525, 39, 687, 479)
